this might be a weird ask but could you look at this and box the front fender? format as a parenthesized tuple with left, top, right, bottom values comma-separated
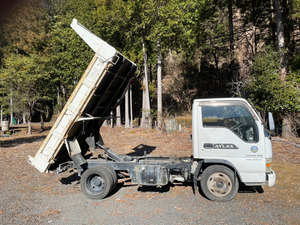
(203, 159, 243, 182)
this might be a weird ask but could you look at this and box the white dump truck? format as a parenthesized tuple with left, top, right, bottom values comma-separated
(29, 19, 276, 202)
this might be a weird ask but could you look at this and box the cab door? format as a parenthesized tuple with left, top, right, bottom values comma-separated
(195, 100, 266, 184)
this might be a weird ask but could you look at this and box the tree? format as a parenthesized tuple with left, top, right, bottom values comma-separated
(0, 0, 298, 137)
(157, 38, 163, 128)
(245, 47, 300, 136)
(0, 0, 96, 132)
(116, 105, 121, 127)
(148, 0, 200, 123)
(94, 0, 154, 128)
(0, 0, 51, 133)
(46, 0, 95, 109)
(274, 0, 288, 80)
(1, 54, 51, 134)
(274, 0, 295, 138)
(124, 89, 130, 128)
(228, 0, 234, 50)
(141, 40, 152, 128)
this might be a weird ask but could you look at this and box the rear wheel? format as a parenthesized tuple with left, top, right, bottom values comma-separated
(104, 165, 118, 190)
(200, 165, 239, 202)
(80, 165, 114, 199)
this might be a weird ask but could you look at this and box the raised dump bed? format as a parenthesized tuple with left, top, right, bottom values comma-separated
(29, 19, 137, 173)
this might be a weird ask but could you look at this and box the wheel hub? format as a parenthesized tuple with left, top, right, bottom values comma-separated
(207, 172, 232, 197)
(91, 176, 102, 186)
(87, 175, 105, 193)
(216, 181, 224, 188)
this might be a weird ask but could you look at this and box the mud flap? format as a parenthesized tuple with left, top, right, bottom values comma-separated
(193, 161, 203, 194)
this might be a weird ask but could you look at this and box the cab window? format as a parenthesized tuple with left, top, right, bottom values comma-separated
(202, 104, 258, 142)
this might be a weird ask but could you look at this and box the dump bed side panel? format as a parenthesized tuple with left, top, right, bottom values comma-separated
(29, 19, 137, 172)
(29, 55, 107, 172)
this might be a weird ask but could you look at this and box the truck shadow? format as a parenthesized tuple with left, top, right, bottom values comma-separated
(127, 144, 156, 156)
(60, 171, 80, 185)
(238, 185, 264, 194)
(136, 182, 193, 193)
(59, 174, 265, 200)
(137, 184, 172, 193)
(197, 183, 264, 200)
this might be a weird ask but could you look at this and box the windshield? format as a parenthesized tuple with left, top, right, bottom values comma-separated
(202, 104, 258, 142)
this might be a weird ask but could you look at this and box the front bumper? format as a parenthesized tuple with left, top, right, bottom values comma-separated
(267, 170, 276, 187)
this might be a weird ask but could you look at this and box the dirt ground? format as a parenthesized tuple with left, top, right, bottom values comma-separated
(0, 124, 299, 224)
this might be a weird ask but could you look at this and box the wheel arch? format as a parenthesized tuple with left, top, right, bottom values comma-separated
(202, 159, 242, 183)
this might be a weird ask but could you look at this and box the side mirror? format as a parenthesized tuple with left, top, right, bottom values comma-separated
(268, 112, 275, 131)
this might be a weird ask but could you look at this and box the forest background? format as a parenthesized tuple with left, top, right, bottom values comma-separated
(0, 0, 299, 138)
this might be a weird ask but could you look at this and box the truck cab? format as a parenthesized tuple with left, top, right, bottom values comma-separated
(192, 98, 276, 201)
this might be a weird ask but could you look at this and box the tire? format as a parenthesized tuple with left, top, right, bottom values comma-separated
(103, 165, 118, 190)
(80, 165, 114, 199)
(200, 165, 239, 202)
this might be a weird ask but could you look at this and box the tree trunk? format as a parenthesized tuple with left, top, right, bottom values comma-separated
(60, 84, 68, 106)
(116, 105, 121, 127)
(228, 0, 234, 50)
(40, 112, 44, 132)
(282, 114, 295, 139)
(0, 105, 2, 122)
(270, 0, 276, 43)
(110, 111, 114, 128)
(125, 89, 130, 128)
(157, 38, 163, 129)
(141, 39, 151, 129)
(23, 111, 26, 124)
(10, 94, 13, 125)
(274, 0, 287, 80)
(27, 109, 32, 134)
(46, 105, 50, 121)
(130, 83, 133, 129)
(28, 120, 32, 134)
(275, 0, 293, 138)
(57, 86, 60, 107)
(103, 120, 107, 127)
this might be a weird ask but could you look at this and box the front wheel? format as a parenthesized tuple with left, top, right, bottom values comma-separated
(80, 165, 114, 199)
(200, 165, 239, 202)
